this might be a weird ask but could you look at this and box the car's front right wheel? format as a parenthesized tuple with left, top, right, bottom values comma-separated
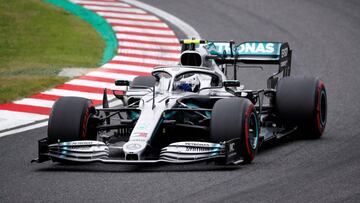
(48, 97, 97, 144)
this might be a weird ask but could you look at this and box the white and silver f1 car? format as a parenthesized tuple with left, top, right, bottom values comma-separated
(33, 39, 327, 165)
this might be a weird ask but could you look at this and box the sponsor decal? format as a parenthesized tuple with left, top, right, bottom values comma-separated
(236, 43, 275, 54)
(206, 42, 281, 56)
(229, 143, 235, 153)
(133, 132, 148, 138)
(136, 123, 149, 131)
(184, 142, 211, 147)
(126, 143, 142, 150)
(59, 141, 104, 146)
(207, 42, 231, 55)
(186, 147, 211, 152)
(129, 139, 147, 142)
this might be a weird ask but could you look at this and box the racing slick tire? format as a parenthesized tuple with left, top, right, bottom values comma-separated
(48, 97, 96, 144)
(130, 76, 156, 88)
(210, 98, 260, 164)
(276, 77, 327, 138)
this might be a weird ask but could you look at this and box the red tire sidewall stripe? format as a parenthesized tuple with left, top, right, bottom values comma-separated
(244, 104, 255, 160)
(316, 81, 326, 135)
(81, 102, 93, 139)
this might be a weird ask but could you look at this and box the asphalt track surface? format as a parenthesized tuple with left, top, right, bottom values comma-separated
(1, 0, 360, 202)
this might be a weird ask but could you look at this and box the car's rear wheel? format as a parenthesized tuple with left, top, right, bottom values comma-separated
(210, 98, 260, 164)
(48, 97, 97, 144)
(276, 77, 327, 138)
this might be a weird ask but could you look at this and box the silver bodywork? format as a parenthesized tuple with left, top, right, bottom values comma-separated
(34, 44, 244, 164)
(34, 40, 293, 165)
(122, 63, 232, 160)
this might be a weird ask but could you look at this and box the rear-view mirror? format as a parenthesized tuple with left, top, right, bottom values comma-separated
(115, 80, 130, 86)
(223, 80, 240, 88)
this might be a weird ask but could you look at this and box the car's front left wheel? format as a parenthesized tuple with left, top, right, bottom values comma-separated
(210, 98, 260, 164)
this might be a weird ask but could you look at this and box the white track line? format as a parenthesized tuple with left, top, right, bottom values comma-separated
(0, 110, 48, 121)
(0, 110, 48, 137)
(0, 121, 48, 138)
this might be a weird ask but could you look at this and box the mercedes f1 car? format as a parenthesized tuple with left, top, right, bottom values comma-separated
(33, 39, 327, 165)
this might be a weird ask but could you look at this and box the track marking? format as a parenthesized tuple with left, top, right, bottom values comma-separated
(0, 121, 48, 138)
(113, 26, 175, 35)
(97, 11, 159, 20)
(71, 0, 131, 7)
(112, 55, 177, 66)
(82, 5, 146, 13)
(118, 41, 181, 50)
(106, 18, 169, 27)
(14, 98, 55, 108)
(118, 45, 180, 53)
(41, 89, 112, 100)
(86, 71, 137, 80)
(116, 34, 178, 43)
(118, 49, 180, 58)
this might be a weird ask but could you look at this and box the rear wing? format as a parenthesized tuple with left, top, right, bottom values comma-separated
(205, 41, 291, 74)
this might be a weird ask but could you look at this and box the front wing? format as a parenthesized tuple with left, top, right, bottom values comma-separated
(32, 138, 244, 165)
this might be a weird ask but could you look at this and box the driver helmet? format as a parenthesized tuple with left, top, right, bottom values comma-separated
(176, 74, 200, 92)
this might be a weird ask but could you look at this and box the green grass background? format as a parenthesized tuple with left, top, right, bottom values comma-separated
(0, 0, 105, 104)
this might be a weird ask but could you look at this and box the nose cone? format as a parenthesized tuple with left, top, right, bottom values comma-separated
(123, 141, 147, 157)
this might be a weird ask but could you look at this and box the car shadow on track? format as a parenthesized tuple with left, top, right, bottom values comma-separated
(259, 132, 326, 153)
(33, 162, 242, 173)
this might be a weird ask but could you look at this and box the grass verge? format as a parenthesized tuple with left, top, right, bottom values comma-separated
(0, 0, 105, 104)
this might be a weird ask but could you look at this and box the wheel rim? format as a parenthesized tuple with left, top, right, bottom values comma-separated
(248, 112, 259, 150)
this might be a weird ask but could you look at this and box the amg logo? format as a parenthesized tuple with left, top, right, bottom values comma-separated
(186, 147, 210, 152)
